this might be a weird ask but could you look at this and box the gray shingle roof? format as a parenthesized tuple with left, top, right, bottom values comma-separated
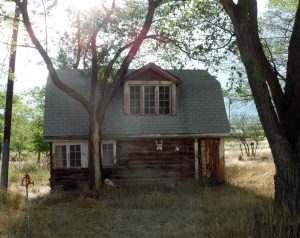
(44, 68, 230, 140)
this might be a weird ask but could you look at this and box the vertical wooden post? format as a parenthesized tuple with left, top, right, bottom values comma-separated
(1, 6, 20, 190)
(194, 138, 199, 183)
(49, 142, 53, 189)
(219, 138, 225, 184)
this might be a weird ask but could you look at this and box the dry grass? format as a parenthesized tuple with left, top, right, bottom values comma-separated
(1, 141, 299, 237)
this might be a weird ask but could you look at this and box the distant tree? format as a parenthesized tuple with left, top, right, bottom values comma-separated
(231, 115, 265, 158)
(26, 87, 49, 164)
(10, 95, 32, 160)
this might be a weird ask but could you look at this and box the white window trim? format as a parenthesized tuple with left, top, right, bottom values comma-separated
(125, 80, 176, 116)
(101, 140, 117, 167)
(52, 141, 88, 169)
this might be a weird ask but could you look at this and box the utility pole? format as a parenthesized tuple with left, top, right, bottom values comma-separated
(228, 97, 231, 126)
(1, 6, 20, 190)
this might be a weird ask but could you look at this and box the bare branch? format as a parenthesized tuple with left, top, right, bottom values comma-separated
(73, 14, 81, 69)
(263, 41, 286, 82)
(41, 0, 48, 53)
(15, 0, 91, 113)
(96, 0, 164, 118)
(0, 40, 35, 49)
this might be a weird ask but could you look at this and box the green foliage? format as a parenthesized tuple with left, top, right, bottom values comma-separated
(269, 0, 298, 11)
(10, 94, 32, 157)
(55, 47, 75, 69)
(0, 87, 49, 158)
(26, 87, 49, 155)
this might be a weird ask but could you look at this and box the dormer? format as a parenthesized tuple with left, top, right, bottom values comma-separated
(123, 63, 181, 116)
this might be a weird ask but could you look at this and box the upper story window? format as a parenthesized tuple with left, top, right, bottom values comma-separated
(130, 86, 141, 115)
(126, 82, 175, 116)
(159, 86, 170, 115)
(144, 86, 155, 115)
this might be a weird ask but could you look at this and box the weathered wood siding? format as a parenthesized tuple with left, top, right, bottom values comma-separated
(108, 139, 195, 184)
(50, 138, 225, 188)
(201, 138, 225, 185)
(51, 168, 89, 186)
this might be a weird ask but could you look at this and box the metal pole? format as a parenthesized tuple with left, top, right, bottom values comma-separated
(22, 174, 34, 238)
(1, 5, 20, 190)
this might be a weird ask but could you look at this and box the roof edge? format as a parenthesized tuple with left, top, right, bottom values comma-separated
(45, 133, 230, 141)
(123, 63, 182, 85)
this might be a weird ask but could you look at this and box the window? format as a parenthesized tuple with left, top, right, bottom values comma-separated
(144, 86, 155, 115)
(70, 145, 81, 167)
(101, 141, 116, 167)
(130, 86, 141, 115)
(55, 145, 67, 167)
(53, 143, 88, 168)
(125, 82, 175, 116)
(159, 86, 170, 115)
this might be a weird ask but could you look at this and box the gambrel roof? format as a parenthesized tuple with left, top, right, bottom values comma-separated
(44, 65, 230, 140)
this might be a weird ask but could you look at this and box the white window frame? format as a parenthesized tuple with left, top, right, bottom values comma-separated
(101, 140, 117, 167)
(52, 142, 88, 169)
(124, 81, 176, 116)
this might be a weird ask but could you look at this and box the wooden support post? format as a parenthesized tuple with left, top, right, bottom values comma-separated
(219, 138, 225, 184)
(194, 138, 199, 183)
(1, 6, 20, 190)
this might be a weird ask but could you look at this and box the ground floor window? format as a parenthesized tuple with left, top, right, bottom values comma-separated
(101, 140, 116, 167)
(53, 142, 88, 168)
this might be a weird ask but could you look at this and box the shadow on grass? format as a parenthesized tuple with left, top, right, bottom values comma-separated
(2, 182, 300, 238)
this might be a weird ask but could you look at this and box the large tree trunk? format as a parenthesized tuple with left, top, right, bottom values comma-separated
(220, 0, 300, 211)
(89, 114, 102, 191)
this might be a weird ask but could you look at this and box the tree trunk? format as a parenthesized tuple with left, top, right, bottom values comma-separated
(220, 0, 300, 211)
(89, 113, 102, 192)
(37, 152, 40, 164)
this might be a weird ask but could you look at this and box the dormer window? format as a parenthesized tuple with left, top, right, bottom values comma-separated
(129, 86, 141, 115)
(126, 83, 175, 116)
(123, 63, 181, 116)
(144, 86, 155, 115)
(159, 86, 170, 115)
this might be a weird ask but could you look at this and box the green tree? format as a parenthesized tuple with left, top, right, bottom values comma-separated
(26, 87, 49, 164)
(14, 0, 165, 191)
(10, 95, 32, 159)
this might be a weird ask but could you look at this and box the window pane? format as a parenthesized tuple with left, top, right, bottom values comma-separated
(130, 86, 141, 115)
(144, 86, 155, 115)
(70, 144, 81, 167)
(159, 86, 171, 115)
(102, 143, 114, 166)
(55, 145, 67, 167)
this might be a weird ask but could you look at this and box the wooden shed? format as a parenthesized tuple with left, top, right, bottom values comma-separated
(44, 63, 230, 188)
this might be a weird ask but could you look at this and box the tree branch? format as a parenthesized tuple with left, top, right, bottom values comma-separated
(87, 0, 116, 103)
(15, 0, 91, 113)
(73, 14, 81, 69)
(96, 0, 163, 119)
(0, 40, 35, 49)
(219, 0, 237, 18)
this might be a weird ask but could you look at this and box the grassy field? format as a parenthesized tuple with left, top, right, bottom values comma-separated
(0, 142, 299, 238)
